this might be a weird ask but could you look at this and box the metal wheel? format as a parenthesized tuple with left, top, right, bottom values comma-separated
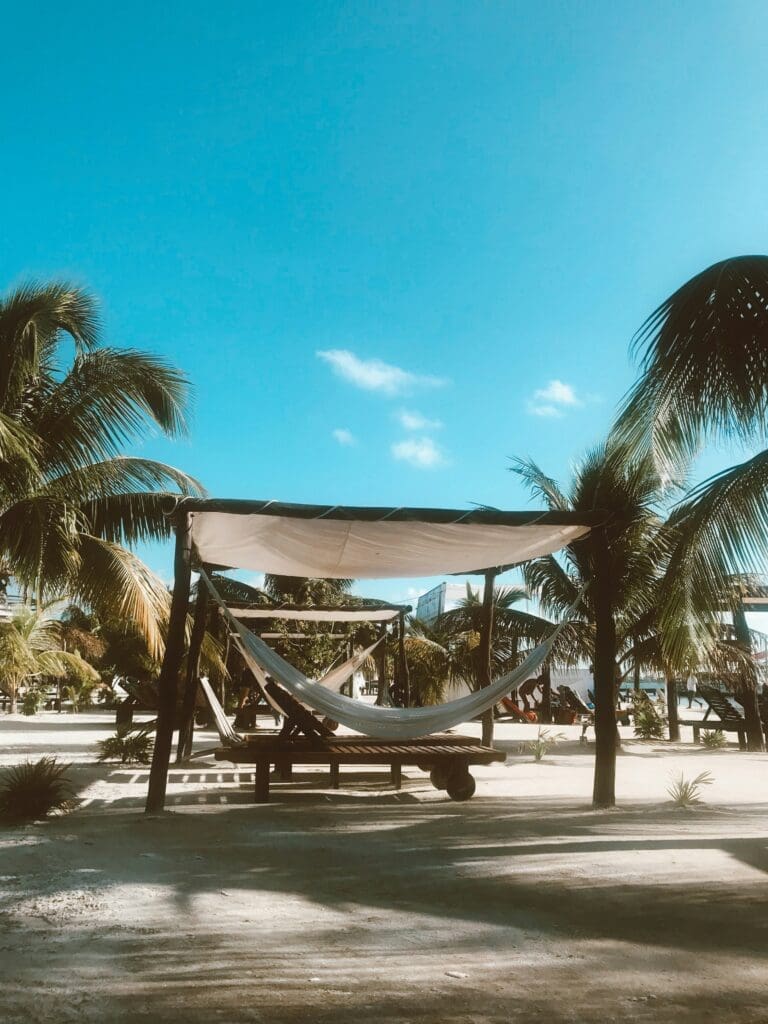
(446, 770, 476, 802)
(430, 764, 451, 790)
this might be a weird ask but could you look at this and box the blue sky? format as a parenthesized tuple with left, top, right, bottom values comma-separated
(3, 1, 768, 604)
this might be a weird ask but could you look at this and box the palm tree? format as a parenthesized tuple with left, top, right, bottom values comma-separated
(0, 282, 202, 652)
(615, 255, 768, 750)
(0, 607, 99, 713)
(510, 443, 670, 806)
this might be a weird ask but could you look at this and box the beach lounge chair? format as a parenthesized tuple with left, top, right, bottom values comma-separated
(495, 696, 537, 723)
(679, 683, 748, 748)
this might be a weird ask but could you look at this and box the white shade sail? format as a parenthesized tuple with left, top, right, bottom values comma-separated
(186, 500, 598, 578)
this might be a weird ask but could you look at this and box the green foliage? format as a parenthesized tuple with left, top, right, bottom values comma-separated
(629, 690, 666, 739)
(20, 688, 44, 716)
(667, 770, 714, 808)
(700, 729, 727, 749)
(98, 726, 154, 764)
(0, 757, 75, 822)
(525, 727, 566, 762)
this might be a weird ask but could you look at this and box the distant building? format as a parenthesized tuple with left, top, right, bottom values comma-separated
(415, 581, 488, 623)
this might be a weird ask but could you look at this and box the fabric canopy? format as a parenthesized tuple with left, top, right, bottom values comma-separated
(185, 500, 598, 578)
(230, 605, 403, 623)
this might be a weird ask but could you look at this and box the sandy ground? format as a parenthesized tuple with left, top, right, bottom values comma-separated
(1, 710, 767, 1024)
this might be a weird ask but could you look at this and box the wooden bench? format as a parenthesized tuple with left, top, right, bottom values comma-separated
(215, 733, 505, 802)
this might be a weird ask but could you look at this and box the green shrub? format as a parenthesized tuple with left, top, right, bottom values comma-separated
(525, 727, 566, 762)
(700, 729, 727, 749)
(629, 691, 666, 739)
(98, 726, 153, 765)
(0, 757, 75, 823)
(667, 770, 714, 808)
(21, 689, 44, 716)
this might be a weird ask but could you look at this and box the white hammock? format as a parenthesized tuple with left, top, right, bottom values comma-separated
(203, 572, 579, 740)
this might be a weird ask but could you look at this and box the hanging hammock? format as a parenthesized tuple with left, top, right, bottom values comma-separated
(203, 571, 582, 740)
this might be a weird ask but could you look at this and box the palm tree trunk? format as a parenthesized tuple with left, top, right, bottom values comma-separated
(540, 661, 552, 724)
(633, 655, 641, 691)
(733, 600, 765, 752)
(592, 529, 617, 808)
(146, 512, 192, 814)
(479, 569, 496, 746)
(666, 669, 680, 741)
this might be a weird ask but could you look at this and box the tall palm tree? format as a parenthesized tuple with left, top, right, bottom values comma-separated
(615, 255, 768, 750)
(510, 443, 670, 806)
(0, 607, 99, 713)
(0, 282, 202, 652)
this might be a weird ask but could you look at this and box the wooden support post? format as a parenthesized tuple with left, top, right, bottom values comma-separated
(176, 577, 209, 762)
(330, 760, 339, 789)
(146, 512, 192, 814)
(375, 624, 389, 705)
(391, 762, 402, 790)
(734, 596, 765, 752)
(254, 761, 270, 803)
(479, 569, 497, 747)
(398, 611, 411, 707)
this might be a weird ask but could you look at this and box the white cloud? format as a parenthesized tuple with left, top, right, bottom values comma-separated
(527, 379, 582, 417)
(332, 427, 355, 446)
(397, 409, 443, 431)
(317, 349, 447, 396)
(528, 403, 563, 418)
(391, 436, 446, 469)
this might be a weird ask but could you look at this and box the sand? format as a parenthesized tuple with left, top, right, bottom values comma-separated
(1, 710, 767, 1023)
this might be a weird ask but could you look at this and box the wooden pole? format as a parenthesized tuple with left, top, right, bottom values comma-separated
(479, 569, 497, 747)
(733, 595, 765, 752)
(145, 513, 192, 814)
(375, 623, 389, 705)
(398, 610, 411, 707)
(591, 527, 617, 808)
(176, 576, 209, 762)
(540, 661, 552, 724)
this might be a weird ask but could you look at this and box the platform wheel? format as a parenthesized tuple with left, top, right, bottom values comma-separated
(430, 764, 451, 790)
(446, 769, 476, 802)
(322, 717, 339, 732)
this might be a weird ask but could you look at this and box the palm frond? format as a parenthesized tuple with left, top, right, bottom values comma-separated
(616, 255, 768, 469)
(508, 456, 569, 510)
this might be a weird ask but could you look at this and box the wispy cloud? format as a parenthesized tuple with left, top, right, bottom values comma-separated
(391, 436, 446, 469)
(397, 409, 443, 431)
(527, 379, 583, 418)
(317, 349, 447, 396)
(332, 427, 356, 446)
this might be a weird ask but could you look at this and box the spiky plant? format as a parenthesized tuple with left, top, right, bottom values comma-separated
(0, 757, 75, 822)
(700, 730, 727, 749)
(98, 726, 154, 765)
(667, 770, 714, 808)
(526, 727, 566, 762)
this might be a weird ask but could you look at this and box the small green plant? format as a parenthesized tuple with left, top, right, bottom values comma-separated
(629, 691, 666, 739)
(526, 727, 566, 762)
(700, 729, 727, 749)
(0, 757, 75, 822)
(20, 689, 44, 716)
(667, 770, 714, 808)
(98, 726, 153, 765)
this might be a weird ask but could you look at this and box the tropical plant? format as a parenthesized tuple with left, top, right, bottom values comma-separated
(0, 607, 99, 713)
(98, 726, 154, 764)
(628, 690, 666, 740)
(0, 756, 75, 822)
(666, 770, 714, 808)
(525, 727, 566, 762)
(0, 282, 203, 654)
(615, 256, 768, 749)
(700, 729, 727, 749)
(20, 688, 45, 716)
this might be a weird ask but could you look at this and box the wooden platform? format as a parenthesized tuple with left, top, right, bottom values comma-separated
(214, 734, 505, 802)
